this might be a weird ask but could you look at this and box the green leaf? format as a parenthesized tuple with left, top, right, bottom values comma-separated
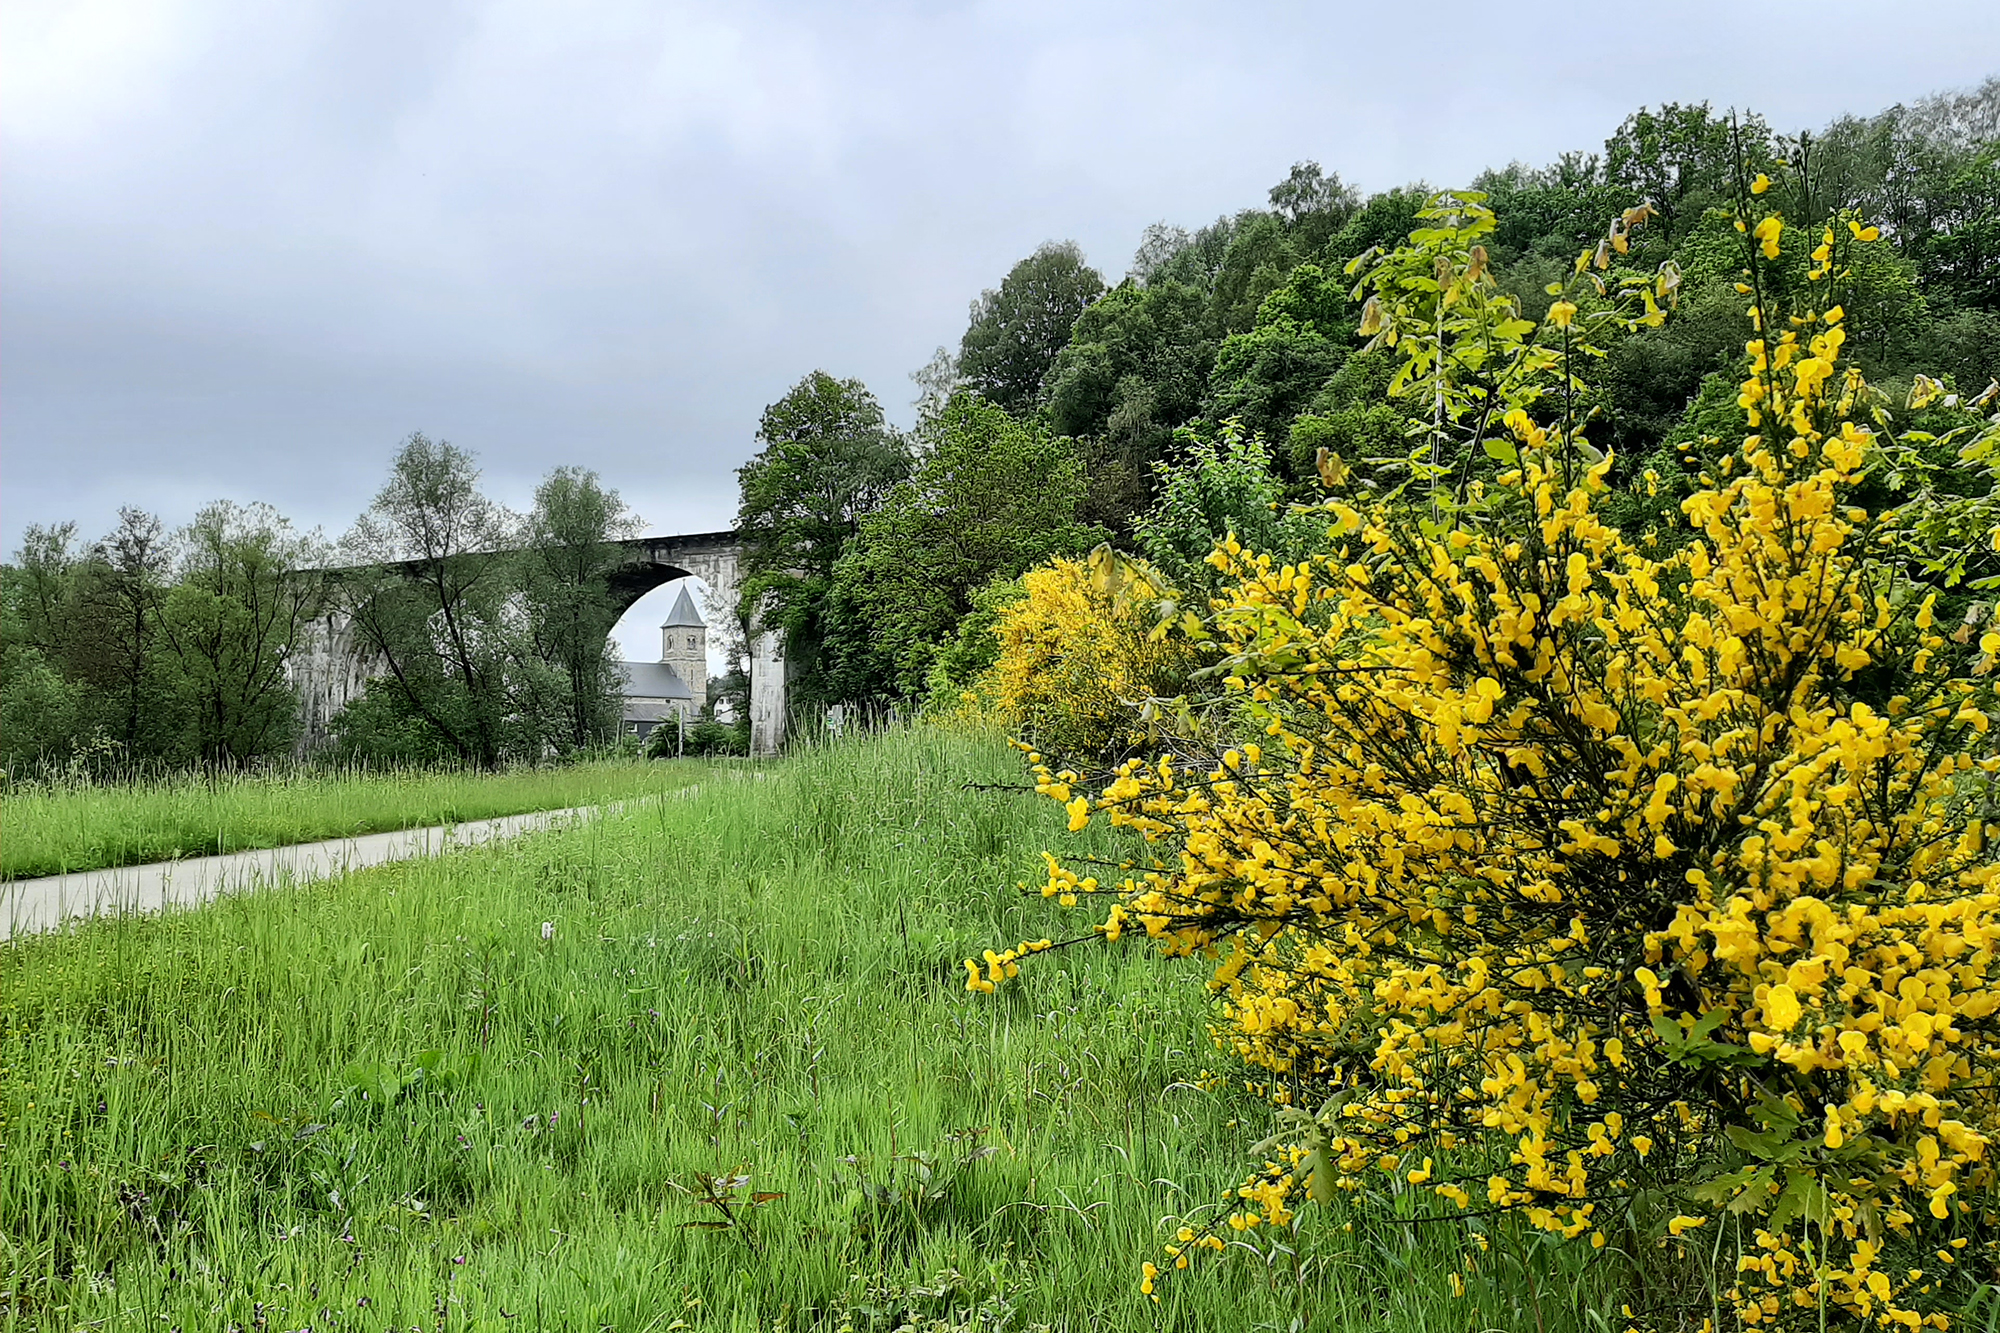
(1687, 1165, 1759, 1205)
(1725, 1170, 1777, 1216)
(342, 1060, 400, 1105)
(1686, 1007, 1731, 1042)
(1751, 1092, 1802, 1133)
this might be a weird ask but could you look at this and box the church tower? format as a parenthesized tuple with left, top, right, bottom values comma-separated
(659, 584, 707, 718)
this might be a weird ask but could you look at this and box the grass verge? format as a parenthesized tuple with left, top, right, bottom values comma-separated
(1, 728, 1625, 1330)
(0, 759, 710, 880)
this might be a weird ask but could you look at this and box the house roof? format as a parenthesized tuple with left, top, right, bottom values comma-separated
(617, 660, 693, 702)
(660, 585, 705, 629)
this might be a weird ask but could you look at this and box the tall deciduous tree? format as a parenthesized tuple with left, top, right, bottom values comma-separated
(735, 372, 909, 703)
(1603, 102, 1765, 253)
(822, 393, 1100, 701)
(1129, 222, 1194, 285)
(1206, 261, 1354, 456)
(522, 467, 640, 753)
(1044, 280, 1217, 445)
(340, 434, 524, 768)
(6, 523, 82, 667)
(1811, 81, 2000, 316)
(76, 508, 177, 758)
(909, 346, 964, 421)
(1043, 278, 1219, 530)
(1269, 160, 1363, 265)
(1268, 160, 1361, 239)
(956, 241, 1106, 414)
(160, 502, 329, 768)
(1207, 212, 1299, 335)
(0, 524, 89, 771)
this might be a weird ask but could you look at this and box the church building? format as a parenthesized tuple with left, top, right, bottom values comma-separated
(617, 584, 706, 740)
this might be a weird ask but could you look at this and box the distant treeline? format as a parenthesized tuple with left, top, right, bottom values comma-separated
(733, 84, 2000, 714)
(0, 439, 745, 777)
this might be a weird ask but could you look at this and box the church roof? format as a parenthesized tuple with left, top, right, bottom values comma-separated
(660, 586, 705, 629)
(617, 660, 693, 702)
(621, 696, 682, 723)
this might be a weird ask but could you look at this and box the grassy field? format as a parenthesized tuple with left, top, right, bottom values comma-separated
(0, 759, 711, 880)
(0, 729, 1624, 1331)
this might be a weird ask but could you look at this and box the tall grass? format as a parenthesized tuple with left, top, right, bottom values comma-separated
(0, 728, 1625, 1330)
(0, 759, 709, 880)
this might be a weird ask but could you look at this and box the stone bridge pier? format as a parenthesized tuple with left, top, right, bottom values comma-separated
(289, 529, 788, 757)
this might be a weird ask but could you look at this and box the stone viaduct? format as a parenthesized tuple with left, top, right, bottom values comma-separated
(287, 530, 790, 757)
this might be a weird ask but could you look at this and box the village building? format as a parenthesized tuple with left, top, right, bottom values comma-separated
(616, 584, 706, 740)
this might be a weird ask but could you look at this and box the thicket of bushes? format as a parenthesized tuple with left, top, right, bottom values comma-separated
(640, 714, 751, 759)
(972, 162, 2000, 1328)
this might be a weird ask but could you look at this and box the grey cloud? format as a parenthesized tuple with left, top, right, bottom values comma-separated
(6, 0, 1997, 563)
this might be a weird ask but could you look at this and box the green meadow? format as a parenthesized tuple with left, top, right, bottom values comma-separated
(0, 760, 708, 881)
(1, 731, 1621, 1331)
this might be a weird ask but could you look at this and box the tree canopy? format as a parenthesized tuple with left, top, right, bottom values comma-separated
(955, 241, 1107, 415)
(719, 78, 1999, 729)
(734, 371, 910, 704)
(822, 394, 1099, 701)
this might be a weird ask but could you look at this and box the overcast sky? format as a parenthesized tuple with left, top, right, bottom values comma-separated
(5, 0, 1996, 655)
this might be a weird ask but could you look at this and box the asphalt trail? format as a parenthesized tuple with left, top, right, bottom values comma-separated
(1, 805, 600, 941)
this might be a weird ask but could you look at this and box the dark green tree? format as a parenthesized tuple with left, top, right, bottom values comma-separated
(0, 524, 89, 772)
(1473, 156, 1629, 329)
(1324, 186, 1433, 268)
(522, 467, 640, 754)
(1208, 212, 1300, 335)
(956, 241, 1106, 413)
(1922, 148, 2000, 314)
(73, 507, 184, 761)
(822, 394, 1099, 701)
(1809, 80, 2000, 309)
(339, 434, 526, 768)
(1284, 349, 1413, 490)
(1045, 281, 1216, 441)
(159, 501, 327, 769)
(734, 372, 910, 704)
(1043, 279, 1218, 529)
(5, 524, 82, 669)
(1603, 103, 1768, 255)
(1207, 262, 1354, 454)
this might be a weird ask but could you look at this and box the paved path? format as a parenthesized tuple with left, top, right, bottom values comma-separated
(1, 806, 601, 942)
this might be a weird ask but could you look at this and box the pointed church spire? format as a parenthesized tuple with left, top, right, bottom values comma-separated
(660, 585, 704, 628)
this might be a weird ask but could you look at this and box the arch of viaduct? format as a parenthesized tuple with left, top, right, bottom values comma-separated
(288, 530, 789, 758)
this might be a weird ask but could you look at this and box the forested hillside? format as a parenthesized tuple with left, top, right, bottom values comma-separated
(738, 83, 2000, 713)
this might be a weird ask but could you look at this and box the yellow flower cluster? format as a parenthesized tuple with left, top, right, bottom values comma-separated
(983, 222, 2000, 1324)
(962, 936, 1054, 994)
(972, 555, 1189, 763)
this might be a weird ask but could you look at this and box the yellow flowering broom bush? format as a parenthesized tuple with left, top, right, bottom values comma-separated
(973, 550, 1193, 764)
(978, 186, 2000, 1328)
